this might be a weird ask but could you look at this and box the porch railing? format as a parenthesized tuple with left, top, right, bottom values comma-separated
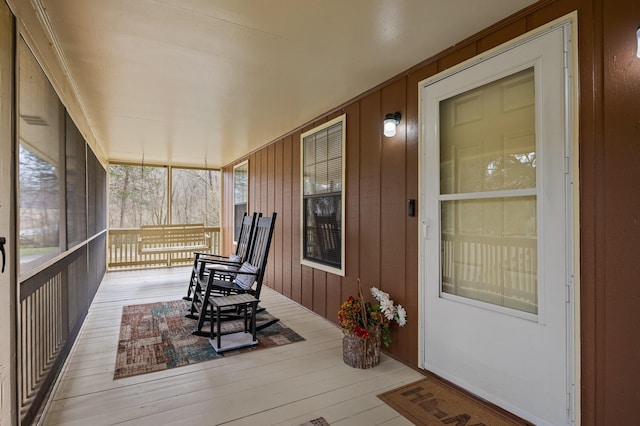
(107, 226, 221, 269)
(18, 233, 106, 425)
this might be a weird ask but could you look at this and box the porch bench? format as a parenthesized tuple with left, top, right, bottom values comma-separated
(137, 223, 211, 257)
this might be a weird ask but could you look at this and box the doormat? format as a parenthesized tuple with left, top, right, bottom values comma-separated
(114, 299, 304, 379)
(378, 373, 532, 425)
(298, 417, 329, 426)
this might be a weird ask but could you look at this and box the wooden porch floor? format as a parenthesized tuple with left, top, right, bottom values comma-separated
(41, 267, 424, 425)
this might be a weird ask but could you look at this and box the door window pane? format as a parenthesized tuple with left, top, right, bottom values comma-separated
(439, 68, 537, 313)
(441, 197, 537, 314)
(440, 68, 536, 195)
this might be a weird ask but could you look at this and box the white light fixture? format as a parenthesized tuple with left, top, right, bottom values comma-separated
(383, 112, 401, 137)
(636, 27, 640, 58)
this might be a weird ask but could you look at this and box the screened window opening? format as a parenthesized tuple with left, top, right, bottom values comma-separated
(108, 165, 168, 228)
(171, 167, 220, 227)
(109, 164, 220, 228)
(18, 37, 64, 272)
(301, 114, 346, 276)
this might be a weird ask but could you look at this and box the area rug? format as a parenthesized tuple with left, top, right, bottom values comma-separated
(378, 373, 532, 425)
(114, 299, 304, 379)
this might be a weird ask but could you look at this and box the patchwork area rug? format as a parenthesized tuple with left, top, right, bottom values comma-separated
(114, 299, 304, 379)
(378, 373, 532, 425)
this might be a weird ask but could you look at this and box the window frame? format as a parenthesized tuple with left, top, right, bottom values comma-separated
(232, 160, 249, 244)
(300, 114, 346, 276)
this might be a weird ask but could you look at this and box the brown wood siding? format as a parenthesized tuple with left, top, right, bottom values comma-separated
(342, 102, 361, 304)
(359, 92, 382, 294)
(281, 136, 293, 299)
(274, 140, 284, 295)
(601, 1, 640, 425)
(291, 131, 302, 304)
(221, 0, 640, 422)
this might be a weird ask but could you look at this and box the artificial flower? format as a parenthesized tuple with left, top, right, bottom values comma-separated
(337, 280, 408, 347)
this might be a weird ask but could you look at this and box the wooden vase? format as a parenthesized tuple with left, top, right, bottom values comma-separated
(342, 325, 381, 369)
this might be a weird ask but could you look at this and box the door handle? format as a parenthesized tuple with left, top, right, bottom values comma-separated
(0, 237, 5, 273)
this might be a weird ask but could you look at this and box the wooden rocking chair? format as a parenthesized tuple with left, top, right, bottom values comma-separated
(183, 212, 259, 302)
(190, 213, 278, 336)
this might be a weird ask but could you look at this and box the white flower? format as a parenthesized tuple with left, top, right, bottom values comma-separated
(381, 298, 396, 320)
(371, 286, 407, 326)
(370, 287, 389, 303)
(395, 305, 407, 327)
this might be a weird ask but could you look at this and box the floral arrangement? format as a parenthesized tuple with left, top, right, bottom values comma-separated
(338, 280, 407, 347)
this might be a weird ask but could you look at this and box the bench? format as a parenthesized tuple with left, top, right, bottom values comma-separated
(137, 223, 211, 257)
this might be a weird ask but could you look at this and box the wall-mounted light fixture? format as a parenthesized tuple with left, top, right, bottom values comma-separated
(636, 27, 640, 58)
(383, 112, 402, 137)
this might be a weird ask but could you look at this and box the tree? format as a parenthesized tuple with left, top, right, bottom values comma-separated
(109, 164, 220, 228)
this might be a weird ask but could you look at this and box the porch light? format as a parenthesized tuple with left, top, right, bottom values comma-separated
(383, 112, 401, 137)
(637, 27, 640, 58)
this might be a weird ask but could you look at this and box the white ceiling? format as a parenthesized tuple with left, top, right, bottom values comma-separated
(39, 0, 536, 169)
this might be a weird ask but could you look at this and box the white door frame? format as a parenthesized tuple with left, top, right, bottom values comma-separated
(0, 2, 17, 424)
(417, 13, 580, 424)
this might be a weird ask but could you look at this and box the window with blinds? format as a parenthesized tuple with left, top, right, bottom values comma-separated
(300, 114, 346, 276)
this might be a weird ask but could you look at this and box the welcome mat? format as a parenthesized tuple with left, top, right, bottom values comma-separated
(378, 373, 532, 425)
(114, 299, 304, 379)
(298, 417, 329, 426)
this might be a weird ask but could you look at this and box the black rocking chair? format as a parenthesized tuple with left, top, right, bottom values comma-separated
(184, 212, 259, 302)
(190, 213, 278, 336)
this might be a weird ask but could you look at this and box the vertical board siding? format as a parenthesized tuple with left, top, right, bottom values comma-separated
(219, 2, 640, 424)
(312, 269, 327, 316)
(359, 92, 382, 293)
(380, 79, 409, 356)
(342, 102, 361, 303)
(575, 1, 601, 423)
(291, 131, 302, 304)
(380, 80, 407, 298)
(266, 144, 276, 289)
(601, 2, 640, 424)
(274, 141, 284, 294)
(282, 136, 293, 299)
(222, 5, 581, 367)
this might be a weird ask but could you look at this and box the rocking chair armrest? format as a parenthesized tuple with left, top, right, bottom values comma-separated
(194, 251, 227, 259)
(199, 257, 243, 267)
(207, 262, 260, 277)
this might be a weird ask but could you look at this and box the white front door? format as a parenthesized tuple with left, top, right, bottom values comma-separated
(0, 2, 16, 425)
(420, 23, 573, 426)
